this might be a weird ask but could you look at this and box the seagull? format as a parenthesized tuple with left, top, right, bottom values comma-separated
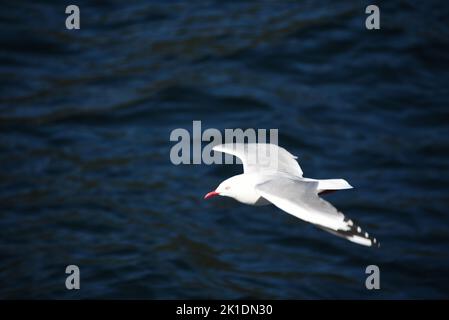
(204, 143, 379, 247)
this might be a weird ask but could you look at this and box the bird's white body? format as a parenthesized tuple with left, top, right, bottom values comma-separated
(219, 173, 353, 206)
(205, 143, 379, 247)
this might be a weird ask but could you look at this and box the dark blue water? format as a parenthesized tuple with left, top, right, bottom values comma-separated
(1, 0, 449, 299)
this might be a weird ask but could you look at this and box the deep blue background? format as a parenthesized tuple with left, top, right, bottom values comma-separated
(1, 1, 449, 298)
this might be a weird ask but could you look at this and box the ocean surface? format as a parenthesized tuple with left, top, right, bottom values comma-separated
(1, 0, 449, 299)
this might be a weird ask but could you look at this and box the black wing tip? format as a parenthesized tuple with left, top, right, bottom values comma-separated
(318, 218, 380, 248)
(344, 218, 380, 248)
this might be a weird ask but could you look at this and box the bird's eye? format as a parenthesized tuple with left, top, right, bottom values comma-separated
(225, 186, 230, 190)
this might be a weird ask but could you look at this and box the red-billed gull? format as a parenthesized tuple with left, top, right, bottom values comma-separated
(204, 143, 379, 247)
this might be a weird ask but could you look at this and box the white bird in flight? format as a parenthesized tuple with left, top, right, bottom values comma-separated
(204, 143, 379, 247)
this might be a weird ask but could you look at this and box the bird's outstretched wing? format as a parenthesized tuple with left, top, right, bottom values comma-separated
(255, 177, 379, 247)
(213, 143, 303, 177)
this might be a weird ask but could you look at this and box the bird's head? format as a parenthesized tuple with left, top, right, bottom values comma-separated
(204, 176, 241, 200)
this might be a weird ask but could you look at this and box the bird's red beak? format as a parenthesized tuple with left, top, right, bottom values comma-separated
(204, 191, 219, 200)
